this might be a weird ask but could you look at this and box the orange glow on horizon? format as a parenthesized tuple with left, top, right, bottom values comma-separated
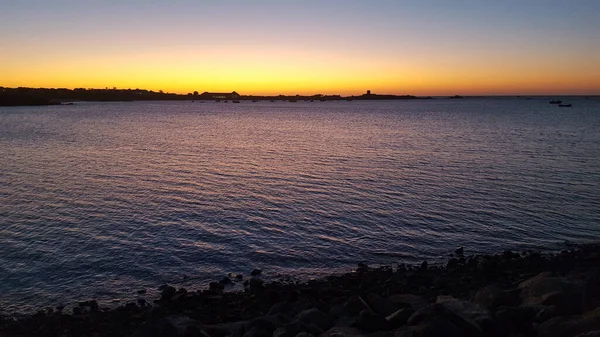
(2, 43, 599, 96)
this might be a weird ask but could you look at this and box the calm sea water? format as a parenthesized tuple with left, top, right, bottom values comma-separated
(1, 98, 599, 313)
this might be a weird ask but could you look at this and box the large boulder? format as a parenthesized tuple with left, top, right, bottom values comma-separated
(408, 301, 483, 337)
(366, 293, 397, 316)
(295, 308, 334, 331)
(269, 302, 304, 318)
(353, 309, 393, 333)
(396, 317, 462, 337)
(575, 331, 600, 337)
(537, 307, 600, 337)
(320, 326, 363, 337)
(166, 315, 204, 336)
(243, 314, 287, 337)
(472, 285, 519, 309)
(436, 296, 492, 325)
(585, 271, 600, 311)
(494, 306, 534, 335)
(519, 272, 585, 315)
(343, 296, 369, 317)
(388, 294, 428, 311)
(273, 320, 322, 337)
(385, 307, 413, 328)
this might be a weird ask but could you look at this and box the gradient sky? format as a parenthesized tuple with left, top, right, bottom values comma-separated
(1, 0, 599, 95)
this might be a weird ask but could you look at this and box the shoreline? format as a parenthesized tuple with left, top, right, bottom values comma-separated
(2, 242, 600, 336)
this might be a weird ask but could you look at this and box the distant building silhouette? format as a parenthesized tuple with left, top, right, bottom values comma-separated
(367, 90, 371, 95)
(200, 91, 240, 100)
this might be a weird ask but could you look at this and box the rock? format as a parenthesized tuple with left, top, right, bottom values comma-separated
(353, 309, 393, 332)
(537, 307, 600, 337)
(420, 261, 428, 271)
(366, 293, 397, 316)
(243, 326, 272, 337)
(584, 271, 600, 311)
(275, 320, 322, 337)
(137, 298, 146, 306)
(447, 258, 459, 269)
(518, 272, 552, 289)
(408, 317, 462, 337)
(251, 269, 262, 276)
(388, 294, 428, 311)
(321, 327, 363, 336)
(502, 250, 516, 259)
(210, 282, 225, 291)
(333, 316, 355, 328)
(343, 296, 369, 317)
(575, 331, 600, 337)
(495, 306, 533, 335)
(205, 322, 247, 337)
(137, 289, 147, 294)
(236, 274, 244, 280)
(219, 277, 232, 285)
(167, 315, 202, 336)
(269, 302, 301, 318)
(473, 285, 518, 309)
(436, 296, 491, 320)
(519, 272, 585, 315)
(534, 305, 559, 323)
(139, 317, 180, 337)
(295, 333, 314, 337)
(385, 308, 413, 327)
(408, 303, 483, 337)
(455, 247, 464, 255)
(161, 285, 177, 300)
(477, 257, 498, 275)
(273, 327, 292, 337)
(296, 308, 334, 331)
(249, 278, 264, 290)
(78, 300, 99, 312)
(244, 315, 286, 334)
(183, 325, 210, 337)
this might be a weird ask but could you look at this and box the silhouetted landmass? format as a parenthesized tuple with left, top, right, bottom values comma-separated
(2, 243, 600, 336)
(0, 87, 434, 106)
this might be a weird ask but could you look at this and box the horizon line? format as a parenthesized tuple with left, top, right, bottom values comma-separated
(2, 86, 600, 98)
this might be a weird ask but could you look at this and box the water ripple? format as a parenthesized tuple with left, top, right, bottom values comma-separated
(1, 98, 599, 313)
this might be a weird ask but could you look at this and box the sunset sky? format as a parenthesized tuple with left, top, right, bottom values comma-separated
(1, 0, 599, 96)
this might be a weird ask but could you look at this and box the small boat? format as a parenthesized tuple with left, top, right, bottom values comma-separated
(232, 100, 240, 103)
(558, 104, 572, 107)
(550, 100, 562, 104)
(288, 99, 297, 102)
(252, 100, 258, 102)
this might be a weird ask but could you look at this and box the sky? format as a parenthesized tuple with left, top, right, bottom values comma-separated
(1, 0, 599, 96)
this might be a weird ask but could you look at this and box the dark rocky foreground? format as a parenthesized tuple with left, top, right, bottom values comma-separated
(2, 244, 600, 337)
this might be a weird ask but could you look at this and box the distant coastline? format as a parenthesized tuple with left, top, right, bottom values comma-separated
(0, 87, 437, 107)
(1, 87, 597, 107)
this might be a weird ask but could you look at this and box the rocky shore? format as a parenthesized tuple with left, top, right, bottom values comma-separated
(2, 244, 600, 337)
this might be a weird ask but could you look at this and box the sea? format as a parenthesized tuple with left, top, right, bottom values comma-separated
(1, 97, 599, 313)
